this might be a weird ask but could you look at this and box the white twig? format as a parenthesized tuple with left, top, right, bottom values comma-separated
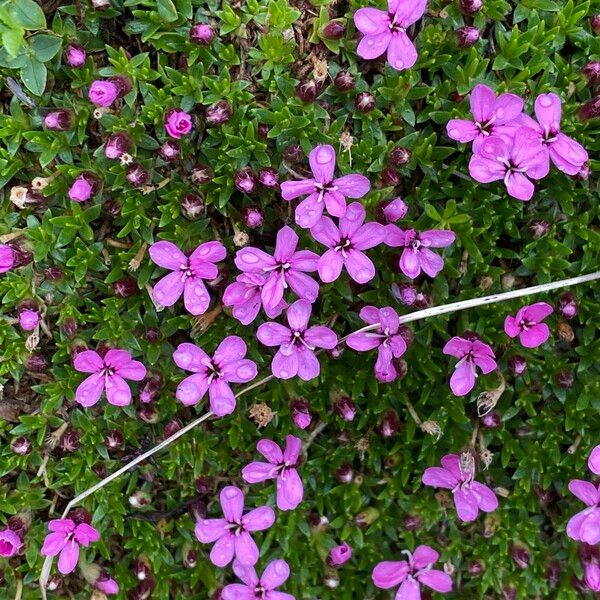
(38, 270, 599, 596)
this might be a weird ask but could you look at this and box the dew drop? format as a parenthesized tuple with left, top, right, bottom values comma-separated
(242, 253, 259, 264)
(496, 108, 505, 119)
(316, 146, 333, 164)
(539, 95, 553, 108)
(449, 128, 461, 138)
(223, 488, 238, 499)
(280, 370, 289, 377)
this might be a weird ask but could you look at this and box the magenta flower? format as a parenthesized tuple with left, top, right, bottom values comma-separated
(0, 243, 15, 273)
(195, 486, 275, 567)
(173, 336, 257, 416)
(518, 93, 588, 175)
(354, 0, 427, 72)
(372, 544, 453, 598)
(222, 559, 294, 600)
(422, 454, 498, 522)
(586, 563, 600, 592)
(504, 302, 553, 348)
(0, 528, 22, 557)
(223, 273, 286, 325)
(280, 145, 370, 229)
(165, 109, 193, 139)
(95, 572, 119, 595)
(310, 202, 386, 284)
(149, 240, 226, 315)
(589, 445, 600, 475)
(242, 435, 304, 511)
(328, 542, 352, 567)
(567, 480, 600, 544)
(346, 306, 407, 382)
(74, 349, 146, 407)
(19, 308, 40, 331)
(385, 225, 455, 279)
(443, 336, 496, 396)
(40, 519, 100, 575)
(446, 84, 524, 151)
(234, 226, 320, 314)
(88, 80, 119, 107)
(68, 175, 94, 202)
(468, 128, 550, 201)
(257, 299, 337, 381)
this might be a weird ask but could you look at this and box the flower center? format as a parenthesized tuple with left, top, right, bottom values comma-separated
(315, 182, 337, 203)
(292, 330, 315, 350)
(334, 237, 352, 257)
(254, 585, 268, 599)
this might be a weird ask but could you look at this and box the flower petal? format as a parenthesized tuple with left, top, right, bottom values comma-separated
(149, 241, 186, 270)
(189, 241, 227, 266)
(242, 506, 276, 532)
(285, 270, 320, 303)
(394, 0, 427, 26)
(468, 153, 506, 184)
(357, 32, 391, 60)
(173, 343, 210, 373)
(419, 230, 456, 248)
(453, 488, 479, 522)
(309, 145, 336, 184)
(257, 322, 292, 347)
(354, 7, 389, 35)
(412, 545, 439, 570)
(210, 534, 235, 567)
(284, 435, 302, 464)
(271, 349, 299, 379)
(221, 359, 257, 384)
(220, 486, 245, 522)
(235, 531, 259, 566)
(534, 93, 562, 133)
(470, 84, 496, 123)
(470, 481, 499, 513)
(345, 249, 376, 284)
(352, 222, 386, 250)
(214, 336, 247, 367)
(184, 277, 211, 315)
(41, 532, 66, 557)
(310, 217, 340, 248)
(261, 559, 290, 590)
(286, 299, 312, 332)
(318, 249, 345, 283)
(372, 560, 410, 589)
(304, 325, 338, 350)
(105, 374, 132, 406)
(235, 247, 277, 272)
(257, 439, 284, 464)
(505, 172, 534, 202)
(589, 445, 600, 476)
(176, 373, 210, 406)
(442, 337, 471, 358)
(399, 247, 421, 279)
(242, 462, 278, 483)
(417, 248, 445, 278)
(449, 360, 476, 396)
(57, 540, 80, 575)
(549, 133, 588, 175)
(152, 271, 185, 307)
(209, 378, 236, 416)
(333, 175, 371, 199)
(519, 323, 550, 348)
(114, 359, 146, 381)
(274, 226, 299, 262)
(280, 178, 317, 201)
(75, 373, 105, 407)
(276, 467, 304, 511)
(346, 331, 381, 351)
(195, 518, 228, 543)
(396, 578, 421, 600)
(569, 480, 600, 506)
(387, 31, 417, 71)
(295, 193, 324, 229)
(446, 119, 479, 143)
(422, 467, 457, 490)
(221, 585, 254, 600)
(493, 92, 524, 124)
(296, 347, 321, 381)
(73, 350, 103, 373)
(417, 569, 453, 593)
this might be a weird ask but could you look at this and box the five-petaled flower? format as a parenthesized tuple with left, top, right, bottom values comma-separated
(372, 544, 453, 598)
(223, 273, 286, 325)
(221, 559, 295, 600)
(468, 127, 550, 201)
(280, 145, 370, 229)
(446, 83, 524, 151)
(422, 454, 498, 522)
(41, 519, 100, 575)
(173, 336, 257, 416)
(442, 336, 497, 396)
(354, 0, 427, 72)
(385, 225, 456, 279)
(242, 435, 304, 511)
(566, 479, 600, 544)
(310, 202, 386, 284)
(504, 302, 553, 348)
(149, 240, 226, 315)
(257, 299, 338, 381)
(346, 306, 407, 382)
(195, 486, 275, 567)
(74, 349, 147, 407)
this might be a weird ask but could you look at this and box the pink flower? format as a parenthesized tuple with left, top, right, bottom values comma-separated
(0, 528, 22, 557)
(310, 202, 386, 284)
(372, 544, 453, 598)
(517, 93, 588, 175)
(19, 308, 40, 331)
(149, 240, 226, 315)
(446, 84, 524, 151)
(280, 145, 370, 229)
(346, 306, 407, 382)
(422, 454, 498, 522)
(195, 486, 275, 567)
(567, 480, 600, 544)
(0, 243, 15, 273)
(504, 302, 553, 348)
(385, 226, 455, 279)
(165, 109, 193, 139)
(40, 519, 100, 574)
(468, 128, 550, 201)
(242, 435, 304, 511)
(443, 336, 496, 396)
(74, 349, 147, 407)
(221, 559, 294, 600)
(328, 542, 352, 567)
(234, 226, 320, 314)
(68, 175, 94, 202)
(585, 563, 600, 592)
(257, 299, 338, 381)
(173, 336, 257, 416)
(223, 273, 286, 325)
(589, 445, 600, 475)
(88, 80, 119, 107)
(354, 0, 427, 72)
(95, 572, 120, 595)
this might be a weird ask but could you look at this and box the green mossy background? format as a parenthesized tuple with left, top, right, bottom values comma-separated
(0, 0, 599, 597)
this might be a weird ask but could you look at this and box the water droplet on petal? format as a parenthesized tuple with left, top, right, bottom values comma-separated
(539, 95, 553, 108)
(496, 108, 505, 119)
(242, 253, 258, 264)
(449, 128, 460, 138)
(223, 488, 238, 499)
(316, 146, 334, 164)
(280, 370, 288, 378)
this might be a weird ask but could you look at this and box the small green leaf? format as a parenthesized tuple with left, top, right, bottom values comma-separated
(30, 34, 62, 62)
(20, 59, 47, 96)
(1, 27, 25, 57)
(157, 0, 178, 22)
(7, 0, 46, 29)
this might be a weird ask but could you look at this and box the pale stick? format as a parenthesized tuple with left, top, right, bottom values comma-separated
(38, 270, 600, 596)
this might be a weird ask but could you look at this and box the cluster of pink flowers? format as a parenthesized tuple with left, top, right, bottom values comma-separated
(447, 84, 588, 200)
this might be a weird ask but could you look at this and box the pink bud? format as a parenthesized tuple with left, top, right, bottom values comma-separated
(158, 140, 180, 161)
(242, 206, 264, 229)
(43, 109, 72, 131)
(190, 23, 215, 45)
(163, 420, 181, 439)
(61, 431, 80, 452)
(291, 399, 312, 429)
(557, 292, 578, 319)
(391, 282, 417, 305)
(455, 26, 480, 47)
(191, 164, 213, 185)
(334, 70, 355, 92)
(510, 544, 530, 569)
(389, 146, 412, 166)
(18, 308, 40, 331)
(295, 80, 321, 103)
(258, 167, 279, 188)
(26, 353, 47, 372)
(381, 166, 400, 186)
(183, 549, 198, 569)
(64, 44, 87, 67)
(113, 277, 138, 297)
(383, 198, 408, 222)
(460, 0, 483, 14)
(105, 131, 132, 159)
(481, 410, 501, 429)
(165, 109, 193, 139)
(334, 396, 356, 421)
(62, 318, 78, 339)
(335, 463, 354, 483)
(581, 61, 600, 85)
(68, 174, 96, 202)
(355, 91, 375, 113)
(322, 21, 345, 40)
(403, 514, 422, 530)
(205, 100, 232, 126)
(126, 164, 149, 187)
(88, 80, 119, 107)
(376, 409, 400, 437)
(132, 558, 153, 581)
(0, 528, 22, 557)
(95, 572, 119, 595)
(234, 167, 257, 194)
(591, 15, 600, 35)
(327, 542, 352, 567)
(0, 244, 15, 273)
(181, 193, 205, 219)
(105, 430, 124, 451)
(11, 436, 31, 455)
(283, 144, 303, 162)
(556, 370, 574, 389)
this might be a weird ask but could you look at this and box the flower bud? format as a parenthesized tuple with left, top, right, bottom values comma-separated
(70, 507, 92, 525)
(191, 164, 213, 185)
(334, 70, 355, 92)
(105, 429, 124, 451)
(234, 167, 257, 194)
(19, 307, 40, 331)
(132, 557, 153, 581)
(291, 398, 312, 430)
(195, 476, 214, 495)
(105, 131, 132, 160)
(335, 463, 354, 484)
(113, 277, 138, 298)
(257, 123, 270, 139)
(89, 80, 119, 107)
(381, 166, 400, 187)
(581, 61, 600, 85)
(7, 512, 31, 537)
(189, 499, 207, 521)
(384, 198, 408, 223)
(546, 560, 561, 588)
(61, 430, 80, 452)
(327, 543, 352, 567)
(11, 436, 31, 455)
(165, 109, 193, 138)
(376, 409, 400, 437)
(95, 571, 120, 595)
(468, 560, 484, 576)
(258, 167, 279, 189)
(296, 80, 321, 103)
(43, 109, 72, 131)
(507, 354, 527, 377)
(591, 15, 600, 35)
(109, 75, 132, 98)
(510, 544, 530, 569)
(205, 100, 232, 126)
(68, 172, 98, 202)
(556, 370, 574, 389)
(26, 353, 47, 372)
(139, 373, 161, 403)
(145, 327, 161, 342)
(64, 44, 86, 67)
(481, 410, 501, 429)
(283, 143, 303, 162)
(389, 146, 412, 166)
(528, 219, 550, 239)
(334, 396, 356, 421)
(163, 419, 181, 439)
(403, 514, 422, 531)
(126, 164, 149, 187)
(129, 490, 152, 509)
(327, 345, 344, 359)
(391, 282, 417, 305)
(576, 162, 591, 181)
(190, 23, 215, 45)
(242, 206, 264, 229)
(354, 91, 375, 113)
(455, 26, 480, 47)
(460, 0, 483, 14)
(322, 21, 345, 40)
(557, 292, 578, 319)
(46, 574, 62, 591)
(183, 548, 198, 569)
(62, 318, 78, 339)
(579, 95, 600, 121)
(129, 579, 156, 600)
(89, 0, 110, 9)
(137, 404, 160, 423)
(158, 140, 180, 161)
(181, 193, 205, 219)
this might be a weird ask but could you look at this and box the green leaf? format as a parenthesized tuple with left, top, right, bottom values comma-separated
(7, 0, 46, 29)
(1, 26, 25, 57)
(30, 34, 62, 62)
(157, 0, 178, 22)
(20, 59, 47, 96)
